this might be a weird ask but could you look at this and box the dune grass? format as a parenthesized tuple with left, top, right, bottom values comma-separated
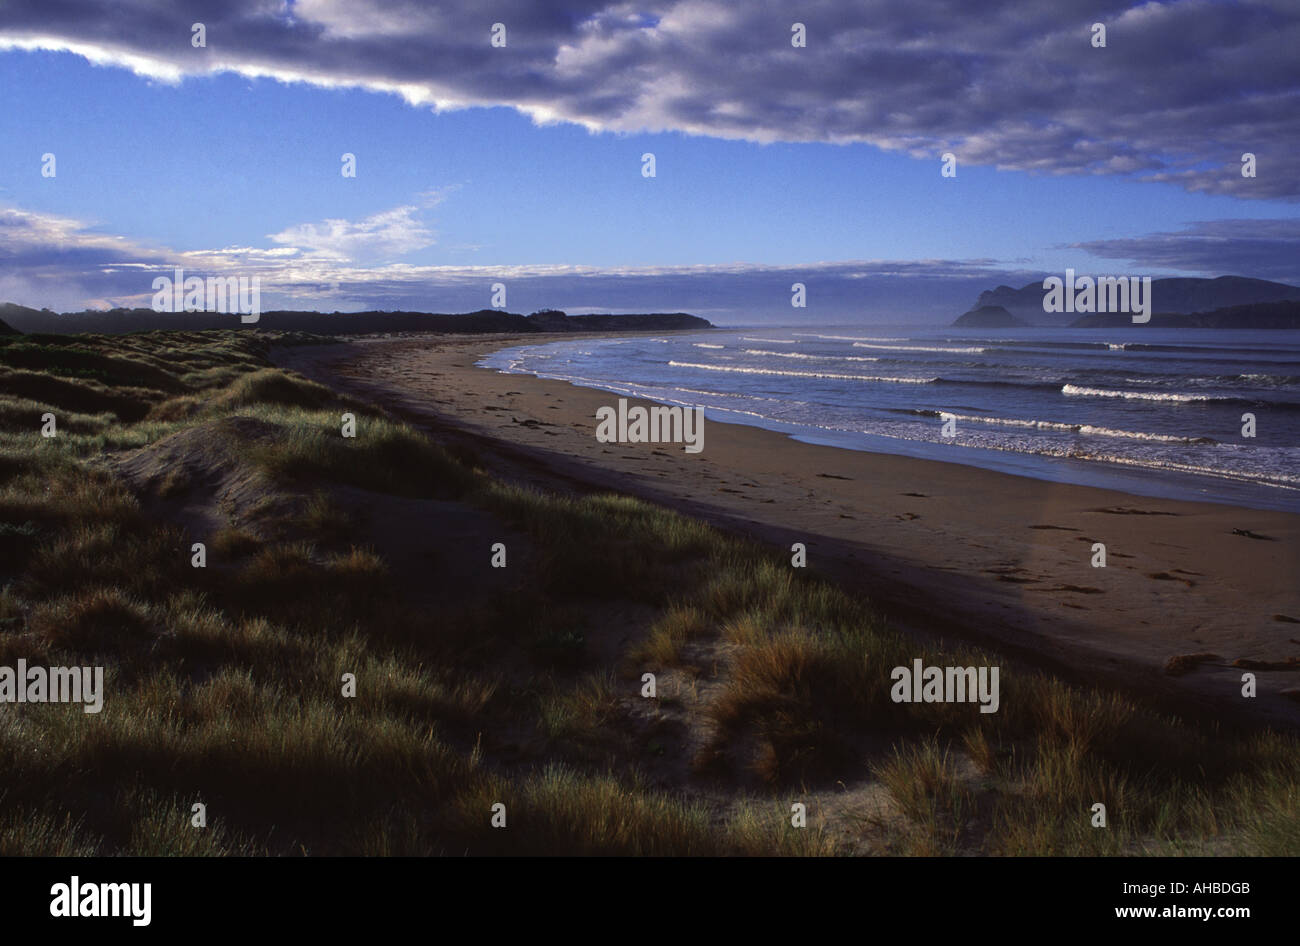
(242, 404, 478, 499)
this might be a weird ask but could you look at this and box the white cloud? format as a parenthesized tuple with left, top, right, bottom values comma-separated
(268, 203, 438, 261)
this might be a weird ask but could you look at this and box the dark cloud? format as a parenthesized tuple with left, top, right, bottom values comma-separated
(1, 0, 1297, 196)
(1074, 219, 1300, 282)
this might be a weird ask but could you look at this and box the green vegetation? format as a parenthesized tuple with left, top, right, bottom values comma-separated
(0, 328, 1294, 855)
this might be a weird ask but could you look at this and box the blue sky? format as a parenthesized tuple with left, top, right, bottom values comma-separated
(1, 1, 1298, 323)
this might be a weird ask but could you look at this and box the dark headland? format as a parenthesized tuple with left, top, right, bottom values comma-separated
(952, 304, 1027, 328)
(0, 303, 712, 336)
(952, 275, 1300, 328)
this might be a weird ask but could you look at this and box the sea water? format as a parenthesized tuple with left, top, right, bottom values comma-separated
(479, 326, 1300, 513)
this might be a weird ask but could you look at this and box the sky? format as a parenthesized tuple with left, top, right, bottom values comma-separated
(0, 0, 1298, 324)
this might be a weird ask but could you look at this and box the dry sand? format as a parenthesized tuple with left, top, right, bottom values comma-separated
(275, 333, 1300, 729)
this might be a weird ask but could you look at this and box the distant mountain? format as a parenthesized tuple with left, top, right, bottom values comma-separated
(969, 276, 1300, 327)
(1070, 299, 1300, 329)
(0, 302, 41, 331)
(0, 305, 712, 336)
(952, 304, 1027, 328)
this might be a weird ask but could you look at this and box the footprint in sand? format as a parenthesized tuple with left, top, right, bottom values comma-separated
(1148, 571, 1197, 587)
(985, 567, 1038, 584)
(1092, 506, 1178, 516)
(1231, 657, 1300, 670)
(1231, 528, 1276, 541)
(1165, 653, 1222, 676)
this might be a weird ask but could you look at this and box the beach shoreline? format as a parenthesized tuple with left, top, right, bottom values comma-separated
(275, 333, 1300, 730)
(479, 329, 1300, 514)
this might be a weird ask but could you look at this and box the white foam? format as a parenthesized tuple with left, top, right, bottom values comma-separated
(743, 348, 879, 362)
(1062, 384, 1214, 403)
(793, 333, 906, 342)
(936, 411, 1214, 444)
(852, 342, 987, 354)
(669, 361, 934, 383)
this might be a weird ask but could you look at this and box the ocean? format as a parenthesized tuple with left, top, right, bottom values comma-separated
(479, 326, 1300, 513)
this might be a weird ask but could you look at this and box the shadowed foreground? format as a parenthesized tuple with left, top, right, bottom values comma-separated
(0, 330, 1295, 855)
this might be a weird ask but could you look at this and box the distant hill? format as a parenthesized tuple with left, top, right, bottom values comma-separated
(0, 305, 712, 336)
(0, 302, 42, 330)
(1070, 299, 1300, 329)
(952, 305, 1027, 328)
(968, 275, 1300, 327)
(522, 309, 710, 332)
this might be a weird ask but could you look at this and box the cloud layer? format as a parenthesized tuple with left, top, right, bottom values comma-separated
(1072, 219, 1300, 283)
(0, 203, 1041, 321)
(2, 0, 1298, 197)
(6, 199, 1299, 321)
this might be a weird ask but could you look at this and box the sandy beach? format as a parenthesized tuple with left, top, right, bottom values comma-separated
(275, 333, 1300, 729)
